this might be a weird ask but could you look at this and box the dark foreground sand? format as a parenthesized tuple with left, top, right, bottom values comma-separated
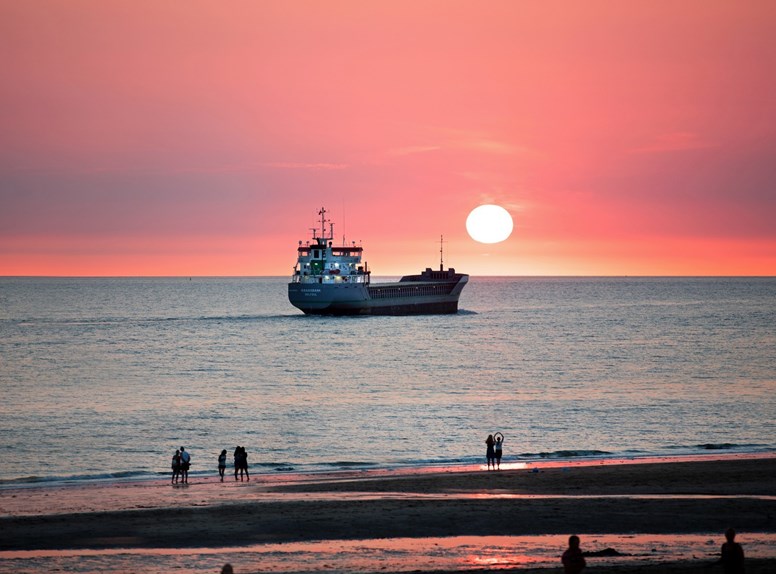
(1, 457, 775, 572)
(429, 560, 776, 574)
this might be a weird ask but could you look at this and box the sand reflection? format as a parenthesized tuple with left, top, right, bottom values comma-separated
(3, 534, 776, 573)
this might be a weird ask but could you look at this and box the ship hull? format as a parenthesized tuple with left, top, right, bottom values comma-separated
(288, 276, 468, 316)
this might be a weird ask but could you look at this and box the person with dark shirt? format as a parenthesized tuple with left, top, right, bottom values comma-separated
(218, 449, 227, 482)
(561, 535, 586, 574)
(234, 446, 241, 480)
(485, 434, 495, 470)
(234, 446, 249, 481)
(240, 446, 250, 481)
(171, 449, 181, 484)
(720, 528, 745, 574)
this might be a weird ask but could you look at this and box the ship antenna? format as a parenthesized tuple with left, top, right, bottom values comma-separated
(318, 207, 327, 240)
(440, 234, 444, 271)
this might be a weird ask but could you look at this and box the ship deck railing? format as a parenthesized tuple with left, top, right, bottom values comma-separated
(368, 282, 457, 298)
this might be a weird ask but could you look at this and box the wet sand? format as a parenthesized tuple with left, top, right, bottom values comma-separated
(1, 456, 775, 572)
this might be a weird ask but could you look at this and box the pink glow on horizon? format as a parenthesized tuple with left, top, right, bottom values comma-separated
(1, 2, 775, 276)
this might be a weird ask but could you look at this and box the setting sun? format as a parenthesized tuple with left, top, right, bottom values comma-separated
(466, 205, 514, 244)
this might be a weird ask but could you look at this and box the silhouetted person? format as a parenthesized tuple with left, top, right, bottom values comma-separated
(485, 434, 495, 470)
(719, 528, 745, 574)
(218, 449, 227, 482)
(234, 446, 249, 481)
(494, 433, 503, 470)
(241, 446, 250, 481)
(562, 535, 586, 574)
(221, 564, 234, 574)
(171, 449, 181, 484)
(180, 446, 191, 484)
(234, 446, 241, 480)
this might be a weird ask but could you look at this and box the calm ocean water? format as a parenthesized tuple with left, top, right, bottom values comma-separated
(0, 277, 774, 485)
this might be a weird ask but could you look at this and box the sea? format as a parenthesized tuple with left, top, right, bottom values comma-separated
(0, 276, 774, 486)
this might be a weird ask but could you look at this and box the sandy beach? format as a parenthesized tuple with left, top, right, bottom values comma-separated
(1, 456, 775, 572)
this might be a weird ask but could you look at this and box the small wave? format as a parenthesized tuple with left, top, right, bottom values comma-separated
(0, 475, 46, 485)
(698, 442, 769, 451)
(663, 442, 771, 452)
(520, 450, 613, 459)
(0, 470, 152, 486)
(192, 314, 296, 323)
(701, 443, 739, 450)
(325, 461, 379, 468)
(246, 462, 292, 469)
(12, 314, 294, 327)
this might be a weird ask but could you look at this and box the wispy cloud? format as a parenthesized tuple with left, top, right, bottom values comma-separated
(91, 161, 351, 175)
(438, 127, 534, 156)
(386, 131, 533, 161)
(261, 162, 349, 170)
(387, 145, 441, 156)
(458, 138, 529, 155)
(630, 132, 715, 154)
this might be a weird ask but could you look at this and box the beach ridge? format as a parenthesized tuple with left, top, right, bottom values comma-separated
(1, 458, 775, 556)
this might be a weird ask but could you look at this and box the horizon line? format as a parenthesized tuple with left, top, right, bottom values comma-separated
(2, 275, 774, 279)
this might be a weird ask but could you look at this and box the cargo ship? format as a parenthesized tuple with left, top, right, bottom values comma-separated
(288, 208, 468, 315)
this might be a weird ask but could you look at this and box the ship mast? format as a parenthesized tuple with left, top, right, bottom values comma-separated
(317, 207, 334, 243)
(439, 235, 444, 271)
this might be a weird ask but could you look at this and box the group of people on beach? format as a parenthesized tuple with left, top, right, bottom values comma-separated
(229, 446, 250, 481)
(170, 446, 191, 484)
(173, 446, 251, 483)
(485, 432, 504, 470)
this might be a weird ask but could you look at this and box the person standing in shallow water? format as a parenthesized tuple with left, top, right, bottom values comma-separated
(485, 434, 495, 470)
(234, 446, 241, 480)
(561, 535, 586, 574)
(179, 446, 191, 484)
(171, 449, 181, 484)
(720, 528, 745, 574)
(218, 449, 227, 482)
(240, 446, 250, 481)
(494, 433, 503, 470)
(234, 446, 249, 481)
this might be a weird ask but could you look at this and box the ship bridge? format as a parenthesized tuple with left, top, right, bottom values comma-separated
(291, 208, 370, 284)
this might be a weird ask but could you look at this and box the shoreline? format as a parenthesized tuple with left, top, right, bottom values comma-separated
(1, 455, 775, 572)
(0, 452, 774, 519)
(2, 449, 774, 488)
(2, 449, 773, 494)
(2, 457, 775, 540)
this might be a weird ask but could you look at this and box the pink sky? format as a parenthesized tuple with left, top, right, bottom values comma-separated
(1, 1, 774, 276)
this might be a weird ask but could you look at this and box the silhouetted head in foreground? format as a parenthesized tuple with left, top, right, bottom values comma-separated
(221, 564, 233, 574)
(568, 535, 580, 549)
(725, 528, 736, 543)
